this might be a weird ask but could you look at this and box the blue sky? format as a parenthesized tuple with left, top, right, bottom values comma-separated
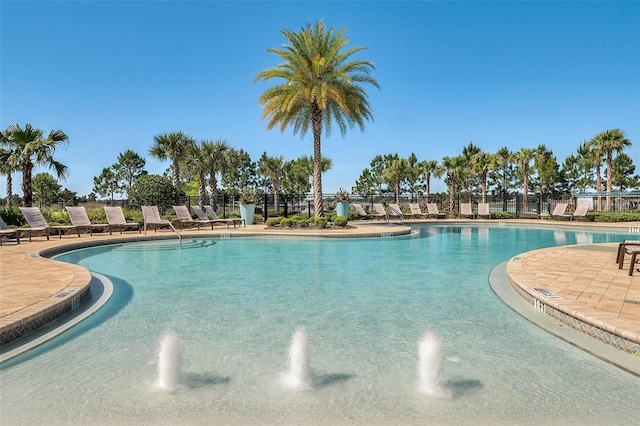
(2, 0, 639, 196)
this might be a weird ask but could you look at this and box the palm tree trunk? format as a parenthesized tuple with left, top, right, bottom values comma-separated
(523, 170, 529, 212)
(5, 173, 12, 208)
(312, 107, 323, 218)
(198, 174, 206, 207)
(208, 174, 218, 209)
(425, 173, 431, 203)
(481, 172, 487, 204)
(172, 161, 180, 203)
(21, 161, 34, 207)
(606, 154, 613, 211)
(595, 165, 602, 210)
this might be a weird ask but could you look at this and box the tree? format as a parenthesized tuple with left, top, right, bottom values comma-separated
(255, 19, 379, 218)
(200, 139, 230, 210)
(489, 147, 515, 212)
(381, 155, 407, 204)
(418, 160, 438, 202)
(513, 148, 535, 212)
(32, 172, 61, 208)
(93, 167, 120, 202)
(533, 144, 560, 206)
(128, 174, 176, 212)
(611, 153, 639, 191)
(0, 123, 68, 207)
(0, 147, 20, 207)
(113, 150, 146, 196)
(222, 148, 257, 194)
(588, 129, 632, 210)
(149, 131, 195, 200)
(257, 153, 287, 212)
(182, 142, 209, 208)
(470, 151, 493, 204)
(440, 155, 466, 214)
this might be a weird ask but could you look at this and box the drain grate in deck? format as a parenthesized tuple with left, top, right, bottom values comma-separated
(54, 287, 79, 298)
(533, 288, 562, 299)
(624, 299, 640, 305)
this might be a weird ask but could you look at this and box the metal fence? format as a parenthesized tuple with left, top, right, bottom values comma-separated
(13, 191, 640, 221)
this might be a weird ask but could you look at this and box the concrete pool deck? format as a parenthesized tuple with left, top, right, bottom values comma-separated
(1, 219, 639, 371)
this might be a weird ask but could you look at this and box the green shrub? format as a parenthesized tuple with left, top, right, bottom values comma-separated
(349, 210, 359, 220)
(86, 207, 107, 223)
(265, 217, 284, 227)
(333, 216, 348, 227)
(314, 217, 328, 228)
(128, 174, 177, 212)
(294, 218, 310, 228)
(280, 218, 295, 228)
(253, 213, 264, 224)
(491, 211, 516, 220)
(589, 211, 640, 222)
(0, 207, 25, 227)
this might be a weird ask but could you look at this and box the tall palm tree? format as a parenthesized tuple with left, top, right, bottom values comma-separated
(200, 139, 230, 210)
(255, 19, 379, 218)
(588, 129, 632, 210)
(1, 123, 68, 207)
(150, 131, 195, 199)
(512, 148, 534, 212)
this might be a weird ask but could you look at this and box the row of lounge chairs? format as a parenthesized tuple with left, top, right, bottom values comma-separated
(351, 202, 492, 220)
(0, 205, 245, 245)
(550, 201, 590, 221)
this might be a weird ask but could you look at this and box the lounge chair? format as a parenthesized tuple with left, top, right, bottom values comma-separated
(426, 203, 446, 219)
(352, 203, 383, 220)
(19, 206, 79, 239)
(203, 205, 245, 228)
(373, 203, 389, 221)
(142, 206, 179, 235)
(477, 203, 491, 219)
(0, 215, 21, 245)
(408, 203, 424, 218)
(550, 203, 569, 220)
(66, 206, 108, 236)
(568, 200, 590, 221)
(104, 206, 141, 235)
(460, 203, 475, 219)
(173, 205, 208, 230)
(388, 203, 404, 218)
(617, 240, 640, 268)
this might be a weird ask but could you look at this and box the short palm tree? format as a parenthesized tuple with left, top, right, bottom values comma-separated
(418, 160, 438, 203)
(200, 139, 230, 210)
(255, 19, 379, 217)
(513, 148, 534, 211)
(0, 147, 19, 207)
(258, 153, 287, 212)
(1, 123, 68, 207)
(440, 155, 467, 214)
(150, 131, 195, 199)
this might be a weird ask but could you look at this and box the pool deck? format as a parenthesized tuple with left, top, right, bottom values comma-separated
(1, 219, 639, 368)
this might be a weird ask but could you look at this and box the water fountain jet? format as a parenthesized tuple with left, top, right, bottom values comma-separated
(282, 327, 311, 390)
(156, 330, 183, 391)
(418, 330, 446, 395)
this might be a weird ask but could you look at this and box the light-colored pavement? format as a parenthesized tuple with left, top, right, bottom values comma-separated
(1, 219, 639, 367)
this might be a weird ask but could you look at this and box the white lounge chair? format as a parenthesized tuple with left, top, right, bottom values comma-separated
(550, 203, 569, 220)
(19, 206, 79, 239)
(426, 203, 446, 219)
(477, 203, 491, 219)
(569, 200, 591, 221)
(460, 203, 474, 219)
(142, 206, 179, 235)
(66, 206, 108, 236)
(104, 206, 141, 235)
(203, 205, 245, 228)
(408, 203, 424, 218)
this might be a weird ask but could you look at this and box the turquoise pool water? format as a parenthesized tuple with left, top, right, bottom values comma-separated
(1, 224, 638, 425)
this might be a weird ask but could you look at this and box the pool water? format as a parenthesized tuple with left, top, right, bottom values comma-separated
(1, 225, 638, 425)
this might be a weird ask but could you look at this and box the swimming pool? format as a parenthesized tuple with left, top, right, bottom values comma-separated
(1, 224, 638, 425)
